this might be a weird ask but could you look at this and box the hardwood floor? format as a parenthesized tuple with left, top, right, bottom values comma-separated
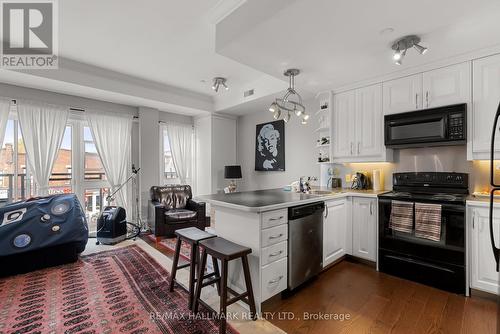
(262, 260, 499, 334)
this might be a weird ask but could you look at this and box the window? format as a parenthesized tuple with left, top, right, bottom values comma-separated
(48, 126, 72, 195)
(0, 120, 15, 203)
(84, 126, 106, 181)
(84, 187, 110, 233)
(162, 130, 178, 181)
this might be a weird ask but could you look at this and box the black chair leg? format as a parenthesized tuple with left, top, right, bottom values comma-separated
(211, 256, 221, 296)
(242, 255, 257, 320)
(219, 259, 228, 334)
(193, 248, 207, 313)
(169, 236, 182, 292)
(188, 242, 197, 310)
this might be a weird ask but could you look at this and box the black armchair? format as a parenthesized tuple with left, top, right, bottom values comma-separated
(148, 185, 207, 237)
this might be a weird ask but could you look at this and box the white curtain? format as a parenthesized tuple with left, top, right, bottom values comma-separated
(0, 98, 11, 149)
(166, 123, 193, 184)
(87, 112, 132, 212)
(17, 100, 69, 196)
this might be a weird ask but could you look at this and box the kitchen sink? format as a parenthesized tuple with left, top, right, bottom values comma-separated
(309, 190, 334, 195)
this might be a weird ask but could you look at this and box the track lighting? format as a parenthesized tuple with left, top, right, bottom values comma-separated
(212, 77, 228, 92)
(391, 35, 428, 65)
(268, 69, 307, 124)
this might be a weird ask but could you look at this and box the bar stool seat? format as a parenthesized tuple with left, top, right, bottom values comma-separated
(193, 237, 257, 334)
(168, 227, 219, 310)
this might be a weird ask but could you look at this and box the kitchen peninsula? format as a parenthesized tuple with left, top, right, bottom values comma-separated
(199, 188, 384, 313)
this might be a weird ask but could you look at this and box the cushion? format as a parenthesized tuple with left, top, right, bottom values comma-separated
(150, 185, 192, 210)
(164, 209, 197, 222)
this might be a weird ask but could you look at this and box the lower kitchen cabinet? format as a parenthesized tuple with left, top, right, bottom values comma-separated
(352, 197, 377, 262)
(323, 198, 351, 267)
(469, 204, 500, 294)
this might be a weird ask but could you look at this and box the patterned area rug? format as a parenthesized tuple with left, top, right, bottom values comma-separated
(0, 245, 238, 334)
(146, 235, 193, 261)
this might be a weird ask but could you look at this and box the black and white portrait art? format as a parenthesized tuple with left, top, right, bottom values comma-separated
(255, 120, 285, 171)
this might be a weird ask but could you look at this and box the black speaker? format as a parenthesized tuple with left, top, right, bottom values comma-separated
(96, 206, 127, 245)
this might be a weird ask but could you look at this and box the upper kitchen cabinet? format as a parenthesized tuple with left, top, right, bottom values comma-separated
(383, 62, 471, 115)
(383, 74, 422, 115)
(332, 84, 392, 163)
(422, 62, 471, 109)
(471, 54, 500, 159)
(332, 90, 355, 159)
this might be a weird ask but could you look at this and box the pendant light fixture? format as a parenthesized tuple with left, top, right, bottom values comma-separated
(269, 69, 308, 124)
(391, 35, 428, 65)
(212, 77, 228, 92)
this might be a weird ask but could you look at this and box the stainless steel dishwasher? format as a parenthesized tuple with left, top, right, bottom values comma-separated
(288, 202, 324, 290)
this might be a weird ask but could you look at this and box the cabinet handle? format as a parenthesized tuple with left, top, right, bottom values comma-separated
(269, 250, 283, 257)
(357, 142, 360, 155)
(350, 142, 353, 155)
(370, 202, 373, 215)
(268, 276, 283, 285)
(472, 211, 475, 229)
(415, 93, 418, 109)
(269, 216, 284, 221)
(269, 233, 283, 240)
(426, 91, 429, 108)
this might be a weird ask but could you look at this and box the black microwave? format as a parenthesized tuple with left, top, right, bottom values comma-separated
(384, 103, 466, 148)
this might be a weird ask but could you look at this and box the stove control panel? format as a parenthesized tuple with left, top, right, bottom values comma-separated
(393, 172, 468, 189)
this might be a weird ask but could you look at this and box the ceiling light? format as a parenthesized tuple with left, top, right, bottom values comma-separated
(303, 114, 310, 121)
(413, 43, 428, 55)
(391, 35, 428, 65)
(268, 69, 306, 124)
(212, 77, 228, 92)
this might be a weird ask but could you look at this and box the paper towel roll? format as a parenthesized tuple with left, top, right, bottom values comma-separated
(372, 169, 384, 191)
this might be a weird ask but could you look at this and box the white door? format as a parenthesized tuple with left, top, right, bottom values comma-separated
(333, 91, 356, 158)
(323, 199, 349, 267)
(352, 197, 377, 261)
(470, 206, 500, 294)
(383, 74, 422, 115)
(423, 62, 471, 109)
(472, 54, 500, 155)
(356, 84, 383, 157)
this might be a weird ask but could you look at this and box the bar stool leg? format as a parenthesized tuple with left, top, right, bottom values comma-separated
(241, 255, 257, 320)
(193, 248, 207, 313)
(169, 236, 182, 292)
(188, 242, 197, 310)
(219, 259, 228, 334)
(211, 256, 221, 296)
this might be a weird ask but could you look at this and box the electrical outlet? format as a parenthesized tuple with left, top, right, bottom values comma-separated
(345, 174, 351, 183)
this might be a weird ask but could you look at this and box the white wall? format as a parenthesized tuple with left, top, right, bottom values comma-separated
(236, 100, 319, 191)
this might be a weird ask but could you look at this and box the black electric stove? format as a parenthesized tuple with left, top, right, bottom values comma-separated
(378, 172, 469, 294)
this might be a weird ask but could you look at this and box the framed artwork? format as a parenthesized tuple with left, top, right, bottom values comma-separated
(255, 120, 285, 171)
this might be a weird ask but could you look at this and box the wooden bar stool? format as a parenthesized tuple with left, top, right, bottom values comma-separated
(193, 237, 257, 334)
(169, 227, 220, 309)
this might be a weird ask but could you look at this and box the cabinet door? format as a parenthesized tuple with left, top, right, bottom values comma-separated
(470, 206, 500, 294)
(333, 91, 356, 158)
(323, 199, 349, 267)
(383, 74, 422, 115)
(352, 197, 377, 261)
(472, 54, 500, 154)
(356, 84, 383, 157)
(423, 62, 471, 109)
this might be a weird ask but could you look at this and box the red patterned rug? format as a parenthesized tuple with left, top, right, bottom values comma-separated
(146, 235, 193, 261)
(0, 245, 238, 334)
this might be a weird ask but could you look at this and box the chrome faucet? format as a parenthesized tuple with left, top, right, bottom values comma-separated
(299, 176, 317, 193)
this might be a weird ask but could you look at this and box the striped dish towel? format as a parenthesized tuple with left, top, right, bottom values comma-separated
(415, 202, 442, 242)
(389, 200, 413, 233)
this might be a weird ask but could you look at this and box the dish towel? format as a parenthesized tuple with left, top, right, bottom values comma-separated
(415, 202, 442, 242)
(389, 200, 414, 233)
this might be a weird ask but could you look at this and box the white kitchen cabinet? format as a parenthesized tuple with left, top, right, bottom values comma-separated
(332, 84, 391, 162)
(423, 62, 471, 109)
(352, 197, 377, 262)
(383, 74, 422, 115)
(382, 62, 470, 115)
(332, 90, 356, 158)
(471, 54, 500, 159)
(323, 199, 351, 267)
(469, 204, 500, 295)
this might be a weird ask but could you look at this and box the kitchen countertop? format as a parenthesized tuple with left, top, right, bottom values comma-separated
(197, 188, 388, 213)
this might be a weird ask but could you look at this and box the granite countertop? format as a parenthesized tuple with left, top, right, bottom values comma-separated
(197, 188, 388, 212)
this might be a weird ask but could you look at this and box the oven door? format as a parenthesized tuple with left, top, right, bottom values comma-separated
(378, 198, 465, 266)
(385, 113, 447, 147)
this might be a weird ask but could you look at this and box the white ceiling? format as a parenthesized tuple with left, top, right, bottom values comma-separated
(216, 0, 500, 93)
